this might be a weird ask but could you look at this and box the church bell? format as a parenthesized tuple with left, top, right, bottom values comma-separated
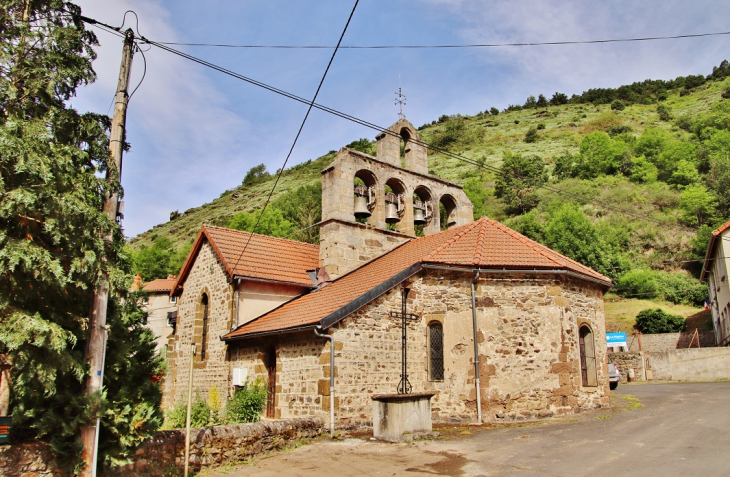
(413, 207, 426, 225)
(385, 203, 400, 223)
(354, 195, 371, 219)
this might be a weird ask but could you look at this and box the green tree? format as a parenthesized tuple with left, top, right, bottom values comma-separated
(227, 208, 295, 238)
(550, 92, 568, 105)
(0, 1, 162, 471)
(523, 95, 537, 109)
(489, 107, 499, 115)
(542, 205, 613, 278)
(132, 237, 176, 281)
(575, 132, 628, 178)
(611, 100, 625, 111)
(536, 94, 548, 108)
(463, 177, 489, 219)
(271, 183, 322, 244)
(524, 126, 538, 143)
(679, 184, 718, 226)
(242, 163, 269, 187)
(494, 152, 547, 214)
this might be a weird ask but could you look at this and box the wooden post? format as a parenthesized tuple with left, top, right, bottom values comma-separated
(185, 344, 196, 477)
(80, 28, 135, 476)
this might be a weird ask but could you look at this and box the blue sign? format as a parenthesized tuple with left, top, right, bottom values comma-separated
(606, 332, 627, 347)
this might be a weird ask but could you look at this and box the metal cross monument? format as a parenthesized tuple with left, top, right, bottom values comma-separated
(389, 286, 419, 394)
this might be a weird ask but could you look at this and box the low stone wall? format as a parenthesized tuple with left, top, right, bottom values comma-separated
(628, 331, 716, 353)
(0, 418, 324, 477)
(608, 352, 645, 383)
(649, 348, 730, 382)
(0, 441, 63, 476)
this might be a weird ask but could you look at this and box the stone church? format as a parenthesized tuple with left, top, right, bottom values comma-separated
(165, 118, 612, 427)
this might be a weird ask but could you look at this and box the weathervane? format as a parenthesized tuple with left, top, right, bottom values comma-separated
(395, 75, 407, 119)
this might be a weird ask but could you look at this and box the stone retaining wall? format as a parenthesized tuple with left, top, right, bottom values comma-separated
(608, 352, 645, 382)
(0, 418, 324, 477)
(628, 331, 716, 353)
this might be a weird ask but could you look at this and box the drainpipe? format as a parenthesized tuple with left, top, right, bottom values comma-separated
(233, 279, 241, 330)
(470, 272, 482, 423)
(314, 327, 335, 436)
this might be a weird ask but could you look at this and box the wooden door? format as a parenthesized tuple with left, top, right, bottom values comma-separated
(266, 351, 276, 418)
(579, 332, 588, 386)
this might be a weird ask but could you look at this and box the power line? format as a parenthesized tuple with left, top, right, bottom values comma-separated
(81, 16, 713, 240)
(152, 30, 730, 49)
(230, 0, 360, 273)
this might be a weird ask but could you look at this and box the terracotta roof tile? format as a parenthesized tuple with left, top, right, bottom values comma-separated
(223, 217, 612, 341)
(172, 226, 319, 294)
(142, 277, 177, 292)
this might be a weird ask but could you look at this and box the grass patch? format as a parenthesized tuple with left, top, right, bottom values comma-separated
(621, 394, 643, 411)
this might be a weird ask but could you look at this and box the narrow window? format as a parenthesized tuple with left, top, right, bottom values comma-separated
(429, 322, 444, 381)
(201, 293, 209, 361)
(579, 325, 597, 387)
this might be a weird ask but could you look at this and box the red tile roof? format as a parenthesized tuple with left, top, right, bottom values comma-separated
(142, 277, 177, 293)
(223, 217, 612, 341)
(701, 218, 730, 281)
(172, 226, 320, 295)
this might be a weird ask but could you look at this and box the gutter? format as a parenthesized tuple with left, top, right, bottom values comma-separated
(221, 324, 318, 342)
(470, 272, 482, 423)
(421, 264, 612, 289)
(314, 327, 335, 437)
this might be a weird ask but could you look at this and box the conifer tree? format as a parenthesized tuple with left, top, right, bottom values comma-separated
(0, 1, 162, 471)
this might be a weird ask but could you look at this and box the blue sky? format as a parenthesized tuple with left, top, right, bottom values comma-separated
(71, 0, 730, 238)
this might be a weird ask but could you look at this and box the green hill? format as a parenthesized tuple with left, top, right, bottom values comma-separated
(129, 61, 730, 330)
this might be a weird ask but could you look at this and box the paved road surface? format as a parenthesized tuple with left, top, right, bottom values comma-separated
(213, 382, 730, 476)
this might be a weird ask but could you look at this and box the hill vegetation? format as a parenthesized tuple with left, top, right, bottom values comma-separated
(130, 61, 730, 328)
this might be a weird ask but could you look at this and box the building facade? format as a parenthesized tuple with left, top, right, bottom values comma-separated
(167, 119, 612, 426)
(702, 219, 730, 346)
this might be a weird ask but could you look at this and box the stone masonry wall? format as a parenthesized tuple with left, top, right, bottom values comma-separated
(608, 351, 645, 382)
(0, 419, 324, 477)
(330, 271, 608, 426)
(169, 241, 234, 408)
(228, 270, 609, 428)
(628, 331, 716, 353)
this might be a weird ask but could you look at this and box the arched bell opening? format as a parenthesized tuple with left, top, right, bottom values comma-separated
(399, 128, 411, 169)
(413, 185, 434, 237)
(353, 169, 377, 224)
(384, 178, 406, 231)
(439, 194, 457, 231)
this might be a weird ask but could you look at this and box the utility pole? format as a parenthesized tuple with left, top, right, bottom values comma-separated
(80, 28, 135, 477)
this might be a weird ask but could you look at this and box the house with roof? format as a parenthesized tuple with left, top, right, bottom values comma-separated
(132, 275, 179, 356)
(166, 118, 612, 426)
(701, 218, 730, 347)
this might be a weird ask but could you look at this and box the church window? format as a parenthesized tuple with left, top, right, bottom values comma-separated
(429, 322, 444, 381)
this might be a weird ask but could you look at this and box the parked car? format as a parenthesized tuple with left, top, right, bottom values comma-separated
(608, 356, 620, 390)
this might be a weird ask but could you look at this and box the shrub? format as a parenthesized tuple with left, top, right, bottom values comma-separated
(635, 308, 686, 334)
(163, 394, 212, 429)
(490, 107, 499, 115)
(722, 88, 730, 99)
(226, 378, 268, 424)
(611, 100, 625, 111)
(657, 105, 672, 121)
(615, 268, 659, 298)
(536, 123, 546, 130)
(658, 91, 668, 101)
(524, 127, 538, 143)
(656, 272, 708, 306)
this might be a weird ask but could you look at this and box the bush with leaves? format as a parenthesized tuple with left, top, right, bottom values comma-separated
(494, 152, 547, 214)
(635, 308, 686, 334)
(163, 394, 212, 429)
(615, 268, 658, 298)
(489, 107, 499, 115)
(657, 104, 672, 121)
(227, 208, 295, 238)
(611, 100, 625, 111)
(226, 379, 268, 424)
(242, 164, 270, 187)
(656, 272, 708, 306)
(524, 127, 538, 143)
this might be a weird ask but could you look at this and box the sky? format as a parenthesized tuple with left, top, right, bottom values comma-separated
(70, 0, 730, 238)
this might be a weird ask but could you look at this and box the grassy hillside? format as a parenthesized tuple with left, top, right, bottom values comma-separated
(129, 64, 730, 330)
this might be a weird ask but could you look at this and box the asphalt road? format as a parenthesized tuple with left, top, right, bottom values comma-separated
(214, 382, 730, 477)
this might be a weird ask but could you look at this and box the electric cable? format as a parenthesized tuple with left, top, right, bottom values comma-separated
(153, 30, 730, 49)
(80, 16, 720, 245)
(229, 0, 360, 273)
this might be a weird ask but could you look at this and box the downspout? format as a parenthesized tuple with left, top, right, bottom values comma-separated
(233, 279, 240, 330)
(314, 327, 335, 436)
(470, 272, 482, 423)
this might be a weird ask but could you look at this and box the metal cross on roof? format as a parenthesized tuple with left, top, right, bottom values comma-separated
(395, 75, 407, 119)
(389, 286, 419, 394)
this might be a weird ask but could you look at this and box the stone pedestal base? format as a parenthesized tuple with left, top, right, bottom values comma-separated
(372, 391, 436, 442)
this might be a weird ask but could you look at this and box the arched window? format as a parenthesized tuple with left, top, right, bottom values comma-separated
(353, 169, 377, 224)
(579, 324, 597, 387)
(399, 128, 411, 168)
(201, 293, 209, 361)
(413, 185, 433, 237)
(428, 322, 444, 381)
(439, 194, 457, 231)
